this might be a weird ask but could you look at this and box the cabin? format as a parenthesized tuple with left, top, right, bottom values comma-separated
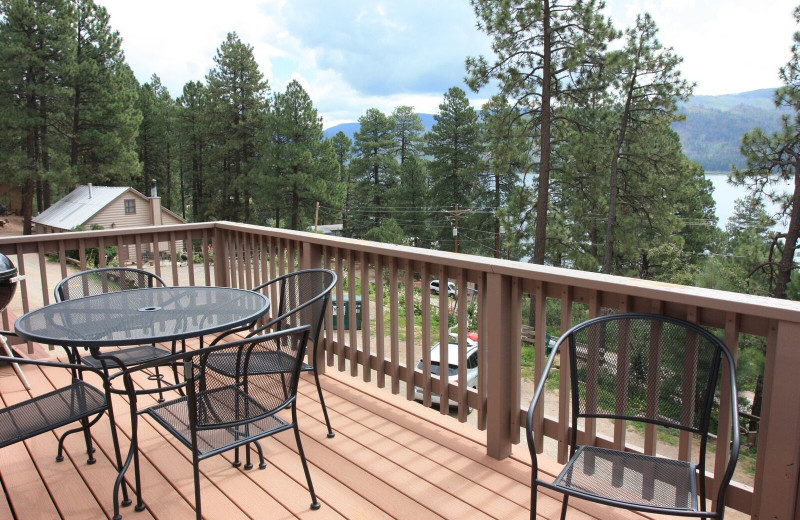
(33, 183, 186, 262)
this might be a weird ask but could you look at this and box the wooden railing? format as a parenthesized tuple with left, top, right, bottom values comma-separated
(2, 221, 800, 519)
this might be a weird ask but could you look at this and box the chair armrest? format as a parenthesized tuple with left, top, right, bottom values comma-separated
(715, 349, 741, 506)
(526, 335, 564, 474)
(0, 354, 105, 377)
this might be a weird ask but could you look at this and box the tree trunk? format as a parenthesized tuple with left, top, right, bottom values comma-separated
(532, 1, 552, 266)
(773, 159, 800, 298)
(603, 61, 637, 274)
(291, 187, 299, 230)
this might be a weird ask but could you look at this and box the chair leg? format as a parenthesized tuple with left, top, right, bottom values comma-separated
(293, 406, 320, 510)
(530, 479, 538, 520)
(313, 365, 334, 438)
(253, 440, 267, 469)
(232, 445, 242, 467)
(560, 494, 570, 520)
(193, 449, 202, 520)
(112, 410, 138, 520)
(155, 366, 164, 403)
(244, 438, 253, 469)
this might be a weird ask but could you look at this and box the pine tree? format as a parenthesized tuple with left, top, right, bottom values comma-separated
(481, 95, 532, 258)
(466, 0, 614, 264)
(177, 80, 211, 221)
(256, 80, 342, 230)
(731, 6, 800, 299)
(137, 74, 177, 207)
(330, 131, 352, 229)
(206, 32, 269, 222)
(0, 0, 74, 233)
(600, 13, 693, 273)
(425, 87, 484, 252)
(349, 108, 397, 237)
(66, 0, 139, 187)
(391, 105, 424, 165)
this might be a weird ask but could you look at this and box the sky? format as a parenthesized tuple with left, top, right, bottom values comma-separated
(100, 0, 799, 128)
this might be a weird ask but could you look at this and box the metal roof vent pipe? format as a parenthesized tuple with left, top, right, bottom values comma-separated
(88, 183, 93, 198)
(150, 179, 158, 198)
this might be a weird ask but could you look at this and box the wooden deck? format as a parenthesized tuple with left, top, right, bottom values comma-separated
(0, 353, 653, 520)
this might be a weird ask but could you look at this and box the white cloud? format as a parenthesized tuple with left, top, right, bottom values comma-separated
(102, 0, 800, 126)
(605, 0, 797, 95)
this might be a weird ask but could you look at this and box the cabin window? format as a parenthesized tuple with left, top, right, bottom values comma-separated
(124, 199, 136, 214)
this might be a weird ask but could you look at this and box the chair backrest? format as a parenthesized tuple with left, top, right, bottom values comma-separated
(55, 267, 166, 301)
(187, 326, 311, 429)
(252, 269, 337, 347)
(564, 313, 734, 436)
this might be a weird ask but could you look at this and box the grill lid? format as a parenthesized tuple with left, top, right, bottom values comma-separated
(0, 253, 17, 312)
(0, 253, 16, 281)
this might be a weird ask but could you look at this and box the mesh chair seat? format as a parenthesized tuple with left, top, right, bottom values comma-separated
(553, 446, 697, 512)
(80, 344, 172, 369)
(144, 386, 290, 458)
(207, 350, 313, 376)
(0, 380, 106, 449)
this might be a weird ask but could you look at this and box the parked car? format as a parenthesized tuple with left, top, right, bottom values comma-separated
(413, 335, 478, 409)
(430, 279, 455, 297)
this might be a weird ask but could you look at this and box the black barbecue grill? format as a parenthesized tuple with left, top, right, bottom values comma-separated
(0, 253, 29, 389)
(0, 253, 17, 312)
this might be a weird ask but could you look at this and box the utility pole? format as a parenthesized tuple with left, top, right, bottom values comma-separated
(447, 204, 467, 254)
(314, 202, 320, 232)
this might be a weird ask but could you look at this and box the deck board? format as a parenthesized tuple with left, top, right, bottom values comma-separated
(0, 353, 658, 520)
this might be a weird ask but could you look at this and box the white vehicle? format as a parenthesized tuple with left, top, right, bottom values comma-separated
(413, 335, 478, 409)
(430, 279, 455, 297)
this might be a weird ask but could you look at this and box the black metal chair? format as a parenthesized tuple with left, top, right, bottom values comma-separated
(0, 344, 107, 465)
(526, 313, 740, 520)
(208, 269, 338, 440)
(54, 267, 177, 401)
(118, 326, 320, 520)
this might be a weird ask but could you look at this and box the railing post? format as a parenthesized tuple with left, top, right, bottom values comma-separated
(302, 242, 323, 270)
(752, 319, 800, 519)
(303, 241, 325, 371)
(486, 272, 513, 459)
(213, 226, 229, 287)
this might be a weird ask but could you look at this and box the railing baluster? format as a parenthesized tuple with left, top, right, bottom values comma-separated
(613, 295, 630, 452)
(323, 247, 334, 367)
(375, 254, 385, 388)
(404, 259, 415, 401)
(457, 268, 468, 422)
(712, 312, 739, 510)
(169, 231, 179, 284)
(510, 276, 522, 443)
(36, 242, 49, 307)
(438, 264, 449, 415)
(389, 257, 400, 395)
(186, 230, 196, 286)
(361, 251, 371, 383)
(679, 305, 699, 462)
(583, 290, 600, 447)
(421, 262, 431, 407)
(335, 249, 345, 372)
(532, 281, 547, 452)
(644, 300, 665, 456)
(151, 232, 161, 278)
(348, 250, 358, 377)
(557, 285, 572, 463)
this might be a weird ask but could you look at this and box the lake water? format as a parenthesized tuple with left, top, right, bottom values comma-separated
(707, 173, 791, 229)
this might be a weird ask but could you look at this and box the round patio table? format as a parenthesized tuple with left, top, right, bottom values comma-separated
(14, 286, 270, 348)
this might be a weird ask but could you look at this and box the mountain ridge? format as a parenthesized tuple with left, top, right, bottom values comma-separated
(323, 89, 787, 171)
